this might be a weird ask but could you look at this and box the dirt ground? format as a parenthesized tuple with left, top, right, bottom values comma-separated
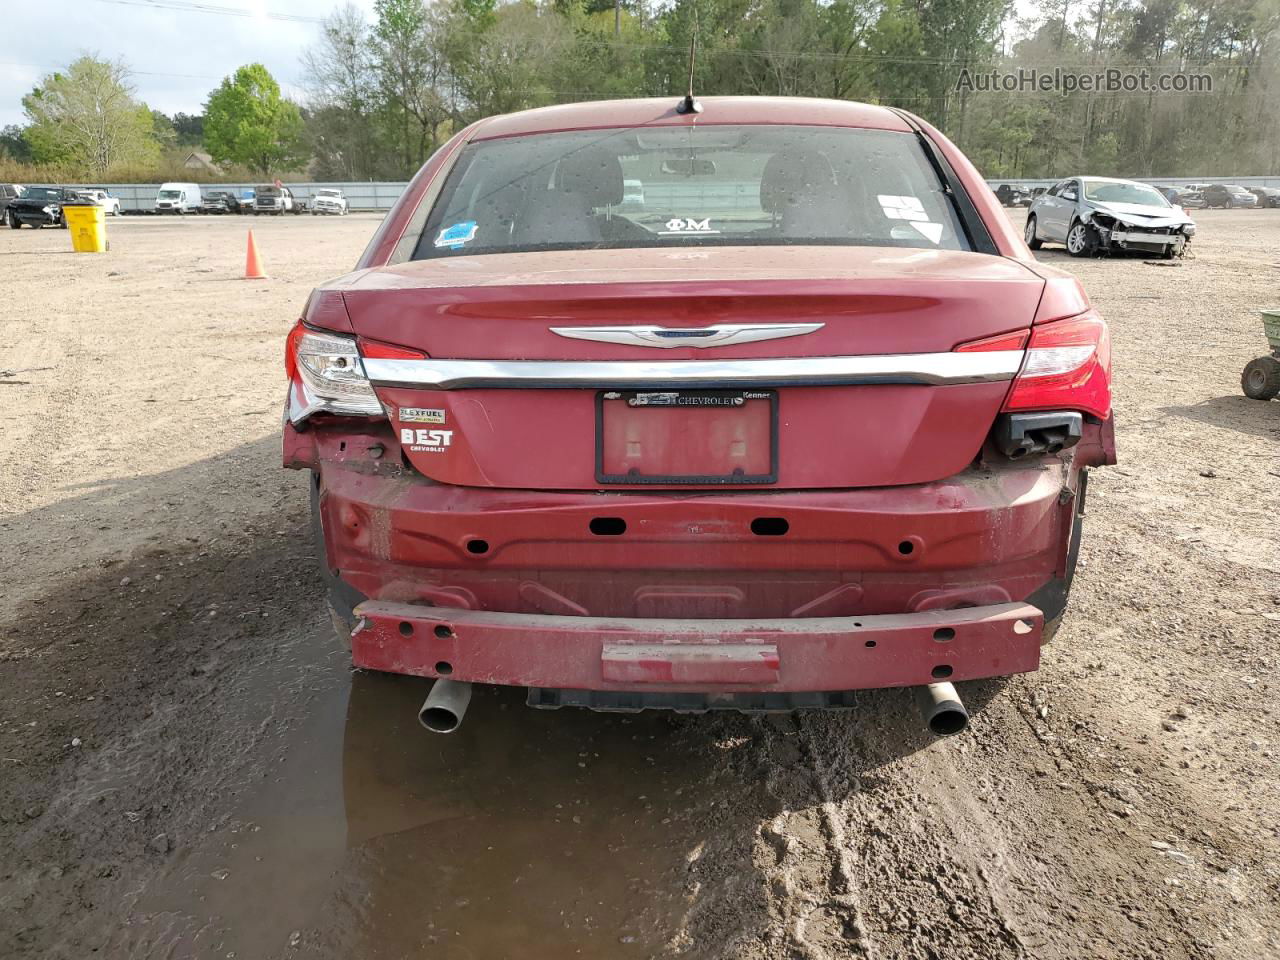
(1, 209, 1277, 960)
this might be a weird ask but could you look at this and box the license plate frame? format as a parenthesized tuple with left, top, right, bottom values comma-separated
(595, 388, 779, 485)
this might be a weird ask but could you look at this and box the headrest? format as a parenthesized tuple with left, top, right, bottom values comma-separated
(760, 151, 836, 214)
(554, 150, 624, 208)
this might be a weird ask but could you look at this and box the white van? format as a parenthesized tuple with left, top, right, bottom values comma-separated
(155, 182, 202, 214)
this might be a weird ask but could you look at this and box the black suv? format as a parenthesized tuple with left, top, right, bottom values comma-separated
(7, 185, 82, 228)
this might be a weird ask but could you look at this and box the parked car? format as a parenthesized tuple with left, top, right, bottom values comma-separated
(7, 185, 80, 228)
(1025, 176, 1195, 258)
(1157, 186, 1206, 209)
(284, 96, 1116, 737)
(155, 182, 202, 214)
(78, 187, 122, 216)
(994, 184, 1033, 207)
(309, 188, 348, 215)
(622, 178, 645, 205)
(254, 184, 304, 215)
(1247, 187, 1280, 208)
(1199, 184, 1258, 208)
(0, 183, 24, 227)
(201, 190, 242, 214)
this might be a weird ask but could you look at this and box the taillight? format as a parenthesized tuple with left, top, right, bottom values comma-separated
(1004, 312, 1111, 420)
(952, 312, 1111, 420)
(285, 320, 383, 420)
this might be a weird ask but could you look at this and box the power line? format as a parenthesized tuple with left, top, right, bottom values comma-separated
(87, 0, 325, 24)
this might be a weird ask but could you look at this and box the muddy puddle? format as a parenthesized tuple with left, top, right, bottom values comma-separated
(132, 647, 741, 959)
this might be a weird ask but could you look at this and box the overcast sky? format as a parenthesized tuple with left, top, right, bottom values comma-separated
(0, 0, 378, 127)
(1, 0, 1045, 129)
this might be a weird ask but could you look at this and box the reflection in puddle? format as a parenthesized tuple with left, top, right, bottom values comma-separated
(141, 664, 726, 959)
(332, 673, 708, 957)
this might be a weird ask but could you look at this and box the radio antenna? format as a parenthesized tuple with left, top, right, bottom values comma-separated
(676, 9, 702, 115)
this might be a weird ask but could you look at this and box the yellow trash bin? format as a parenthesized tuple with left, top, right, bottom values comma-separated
(64, 203, 107, 253)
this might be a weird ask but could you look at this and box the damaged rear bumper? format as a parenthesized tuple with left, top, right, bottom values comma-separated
(350, 600, 1042, 693)
(290, 418, 1108, 696)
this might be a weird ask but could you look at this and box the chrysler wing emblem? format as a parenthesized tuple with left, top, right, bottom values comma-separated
(549, 323, 824, 349)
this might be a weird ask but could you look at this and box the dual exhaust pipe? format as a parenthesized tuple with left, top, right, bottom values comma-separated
(915, 681, 969, 736)
(417, 677, 967, 737)
(418, 678, 472, 734)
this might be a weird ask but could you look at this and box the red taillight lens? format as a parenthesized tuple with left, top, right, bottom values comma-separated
(1004, 312, 1111, 420)
(953, 329, 1029, 353)
(357, 337, 428, 360)
(285, 319, 306, 380)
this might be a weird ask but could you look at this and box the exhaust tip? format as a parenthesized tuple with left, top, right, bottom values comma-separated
(418, 678, 472, 734)
(419, 706, 462, 734)
(916, 681, 969, 737)
(927, 702, 969, 736)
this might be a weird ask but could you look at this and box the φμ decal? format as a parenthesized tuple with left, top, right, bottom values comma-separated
(434, 220, 478, 249)
(659, 217, 719, 236)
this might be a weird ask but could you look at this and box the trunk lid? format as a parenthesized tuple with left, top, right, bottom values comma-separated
(333, 246, 1044, 490)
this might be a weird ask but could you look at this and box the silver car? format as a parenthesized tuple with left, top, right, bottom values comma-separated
(1024, 176, 1196, 258)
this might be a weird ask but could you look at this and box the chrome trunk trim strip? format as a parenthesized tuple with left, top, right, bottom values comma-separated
(549, 323, 824, 348)
(361, 351, 1023, 390)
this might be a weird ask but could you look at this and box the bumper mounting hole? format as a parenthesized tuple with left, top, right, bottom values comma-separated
(435, 661, 454, 676)
(933, 627, 956, 643)
(466, 538, 489, 555)
(751, 517, 789, 536)
(434, 624, 453, 639)
(398, 621, 414, 638)
(589, 517, 626, 536)
(931, 664, 954, 680)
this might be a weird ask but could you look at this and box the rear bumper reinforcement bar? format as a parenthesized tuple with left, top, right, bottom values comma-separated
(350, 600, 1043, 693)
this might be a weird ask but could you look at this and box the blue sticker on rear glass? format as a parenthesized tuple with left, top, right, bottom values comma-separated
(434, 220, 478, 249)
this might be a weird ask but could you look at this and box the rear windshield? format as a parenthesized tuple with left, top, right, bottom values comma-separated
(412, 125, 970, 259)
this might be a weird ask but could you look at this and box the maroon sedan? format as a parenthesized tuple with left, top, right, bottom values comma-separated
(283, 97, 1114, 735)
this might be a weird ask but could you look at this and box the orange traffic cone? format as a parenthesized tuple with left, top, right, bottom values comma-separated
(244, 230, 267, 279)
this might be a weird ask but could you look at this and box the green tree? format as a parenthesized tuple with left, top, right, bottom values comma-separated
(0, 124, 33, 162)
(21, 56, 159, 175)
(204, 63, 307, 175)
(369, 0, 451, 174)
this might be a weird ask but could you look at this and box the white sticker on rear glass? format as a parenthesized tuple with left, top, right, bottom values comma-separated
(877, 195, 929, 222)
(910, 221, 944, 244)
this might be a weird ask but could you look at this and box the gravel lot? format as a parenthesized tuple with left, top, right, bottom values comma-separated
(1, 210, 1277, 960)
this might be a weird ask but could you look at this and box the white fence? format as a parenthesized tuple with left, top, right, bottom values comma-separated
(62, 175, 1280, 214)
(69, 181, 412, 213)
(983, 176, 1280, 191)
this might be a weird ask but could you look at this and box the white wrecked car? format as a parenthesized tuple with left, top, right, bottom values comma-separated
(1024, 176, 1196, 259)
